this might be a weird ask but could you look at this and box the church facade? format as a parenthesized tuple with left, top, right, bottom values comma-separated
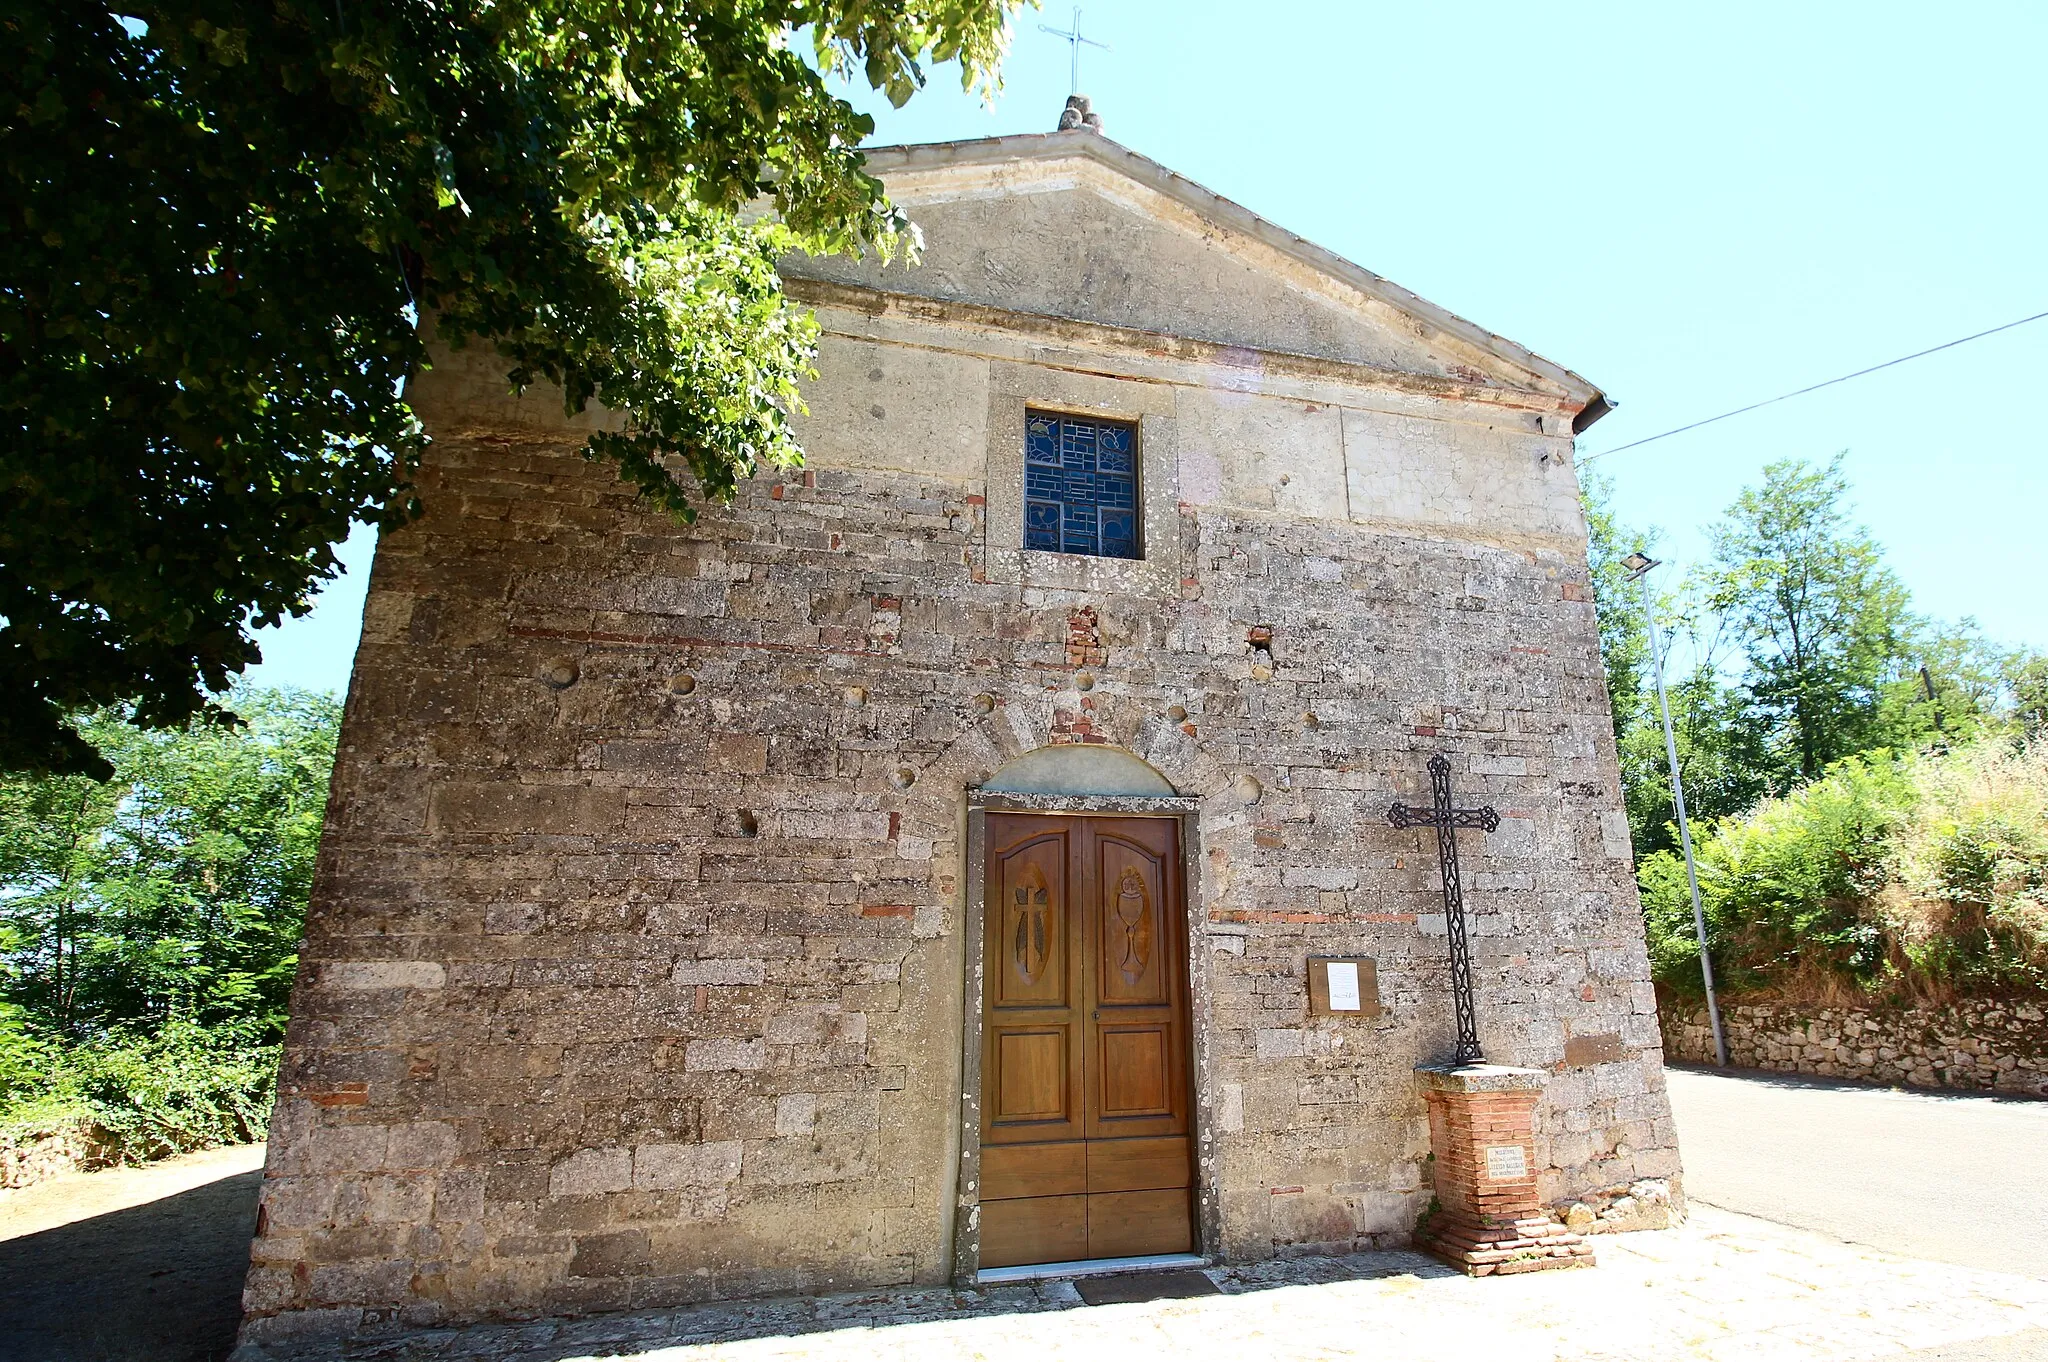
(240, 128, 1682, 1343)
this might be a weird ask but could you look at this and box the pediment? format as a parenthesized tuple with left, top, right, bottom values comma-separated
(782, 132, 1601, 410)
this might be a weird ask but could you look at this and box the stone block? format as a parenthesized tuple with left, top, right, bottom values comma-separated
(1215, 1082, 1245, 1134)
(775, 1094, 819, 1136)
(1256, 1029, 1304, 1060)
(306, 1124, 390, 1175)
(634, 1141, 743, 1190)
(427, 783, 626, 836)
(550, 1148, 632, 1198)
(672, 959, 767, 986)
(385, 1122, 460, 1171)
(707, 734, 770, 775)
(322, 961, 446, 992)
(685, 1038, 766, 1073)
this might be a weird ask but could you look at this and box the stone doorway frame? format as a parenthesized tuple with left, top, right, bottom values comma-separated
(951, 789, 1222, 1285)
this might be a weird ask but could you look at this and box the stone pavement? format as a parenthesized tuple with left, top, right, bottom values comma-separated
(236, 1206, 2048, 1362)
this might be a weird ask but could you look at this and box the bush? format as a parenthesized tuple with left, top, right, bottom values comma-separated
(0, 1016, 279, 1161)
(1642, 737, 2048, 1003)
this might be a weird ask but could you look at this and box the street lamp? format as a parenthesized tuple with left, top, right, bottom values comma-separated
(1622, 552, 1730, 1067)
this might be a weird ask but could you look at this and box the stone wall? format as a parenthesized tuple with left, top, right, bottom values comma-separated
(240, 145, 1682, 1343)
(239, 405, 1680, 1340)
(1660, 997, 2048, 1096)
(0, 1122, 116, 1189)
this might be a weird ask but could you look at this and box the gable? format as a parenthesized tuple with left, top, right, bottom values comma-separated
(782, 133, 1603, 411)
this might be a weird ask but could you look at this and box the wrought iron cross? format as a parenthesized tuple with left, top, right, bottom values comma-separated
(1387, 754, 1500, 1066)
(1039, 6, 1109, 98)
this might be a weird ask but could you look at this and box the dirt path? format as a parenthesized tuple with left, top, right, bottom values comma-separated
(0, 1143, 265, 1362)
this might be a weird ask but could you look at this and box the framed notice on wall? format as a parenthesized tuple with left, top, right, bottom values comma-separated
(1306, 957, 1383, 1017)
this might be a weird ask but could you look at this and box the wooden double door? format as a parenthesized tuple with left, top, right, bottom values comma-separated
(978, 813, 1195, 1268)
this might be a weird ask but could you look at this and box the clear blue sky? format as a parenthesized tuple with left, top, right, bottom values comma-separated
(247, 0, 2048, 695)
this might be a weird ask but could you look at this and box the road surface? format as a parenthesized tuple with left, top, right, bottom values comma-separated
(1664, 1063, 2048, 1280)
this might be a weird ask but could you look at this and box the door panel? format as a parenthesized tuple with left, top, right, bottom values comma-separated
(994, 1030, 1070, 1123)
(982, 1143, 1086, 1200)
(980, 813, 1195, 1266)
(1088, 1188, 1195, 1258)
(1098, 1028, 1170, 1117)
(997, 842, 1066, 1007)
(1082, 821, 1188, 1143)
(1095, 837, 1168, 1006)
(1086, 1136, 1190, 1194)
(984, 823, 1084, 1147)
(981, 1194, 1088, 1268)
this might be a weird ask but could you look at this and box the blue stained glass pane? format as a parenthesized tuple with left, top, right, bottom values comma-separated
(1026, 416, 1060, 465)
(1101, 510, 1137, 557)
(1021, 410, 1141, 560)
(1024, 467, 1064, 500)
(1025, 500, 1062, 550)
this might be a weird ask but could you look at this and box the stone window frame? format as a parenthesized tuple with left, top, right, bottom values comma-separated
(951, 792, 1222, 1286)
(980, 363, 1179, 598)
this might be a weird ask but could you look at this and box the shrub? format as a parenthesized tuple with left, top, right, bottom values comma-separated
(1641, 737, 2048, 1002)
(0, 1017, 279, 1161)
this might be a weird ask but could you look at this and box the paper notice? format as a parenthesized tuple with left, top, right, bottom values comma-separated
(1326, 961, 1361, 1011)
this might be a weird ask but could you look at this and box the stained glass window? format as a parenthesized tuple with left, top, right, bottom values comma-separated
(1022, 410, 1140, 560)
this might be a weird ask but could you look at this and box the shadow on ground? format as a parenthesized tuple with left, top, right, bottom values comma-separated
(0, 1167, 261, 1362)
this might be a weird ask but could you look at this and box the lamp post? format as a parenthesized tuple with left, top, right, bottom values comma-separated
(1621, 552, 1729, 1068)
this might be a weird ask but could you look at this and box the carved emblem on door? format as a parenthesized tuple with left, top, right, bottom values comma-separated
(1013, 869, 1051, 985)
(1112, 867, 1152, 984)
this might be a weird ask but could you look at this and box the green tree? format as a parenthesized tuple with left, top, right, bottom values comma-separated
(1581, 472, 1768, 855)
(1639, 737, 2048, 1001)
(0, 689, 339, 1037)
(2007, 650, 2048, 739)
(1706, 455, 1913, 785)
(1638, 751, 1917, 996)
(3, 0, 1023, 775)
(1871, 618, 2011, 751)
(1580, 469, 1653, 750)
(1615, 657, 1772, 857)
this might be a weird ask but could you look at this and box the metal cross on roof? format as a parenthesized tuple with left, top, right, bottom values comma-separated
(1388, 754, 1501, 1067)
(1039, 6, 1110, 98)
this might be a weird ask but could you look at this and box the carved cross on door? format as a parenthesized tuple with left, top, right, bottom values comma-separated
(1013, 880, 1050, 984)
(1388, 754, 1500, 1066)
(1111, 867, 1152, 984)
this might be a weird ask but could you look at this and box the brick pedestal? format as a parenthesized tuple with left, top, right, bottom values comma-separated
(1413, 1063, 1592, 1276)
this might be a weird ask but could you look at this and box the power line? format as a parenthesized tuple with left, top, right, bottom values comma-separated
(1579, 307, 2048, 464)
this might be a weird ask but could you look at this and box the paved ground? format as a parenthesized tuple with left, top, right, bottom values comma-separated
(10, 1068, 2048, 1362)
(1665, 1063, 2048, 1278)
(234, 1206, 2048, 1362)
(0, 1143, 266, 1362)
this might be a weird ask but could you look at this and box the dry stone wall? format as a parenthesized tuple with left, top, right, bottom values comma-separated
(1660, 997, 2048, 1096)
(0, 1122, 116, 1189)
(240, 330, 1680, 1341)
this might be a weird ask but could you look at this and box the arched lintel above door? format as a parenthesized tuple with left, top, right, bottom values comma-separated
(980, 744, 1179, 799)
